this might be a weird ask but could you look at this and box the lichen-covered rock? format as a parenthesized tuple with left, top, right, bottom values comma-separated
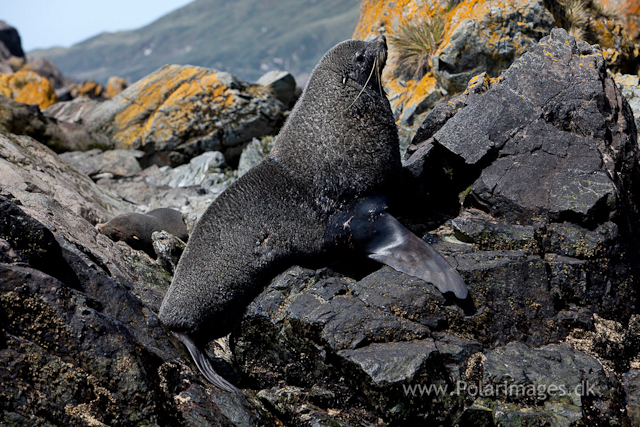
(104, 76, 128, 99)
(83, 64, 286, 166)
(354, 0, 556, 149)
(0, 70, 58, 109)
(406, 28, 638, 229)
(586, 18, 639, 75)
(69, 78, 103, 99)
(618, 0, 640, 41)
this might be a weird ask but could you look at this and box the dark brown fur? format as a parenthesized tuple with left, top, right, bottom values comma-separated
(99, 208, 188, 257)
(159, 37, 402, 392)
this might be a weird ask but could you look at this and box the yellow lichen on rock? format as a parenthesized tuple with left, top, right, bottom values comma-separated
(111, 66, 204, 149)
(354, 0, 556, 149)
(104, 76, 128, 99)
(70, 79, 103, 99)
(143, 71, 235, 145)
(82, 64, 286, 165)
(0, 70, 58, 109)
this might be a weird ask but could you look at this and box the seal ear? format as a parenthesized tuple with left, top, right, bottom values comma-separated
(342, 73, 348, 86)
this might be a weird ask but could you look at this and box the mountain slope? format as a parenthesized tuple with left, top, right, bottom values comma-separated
(29, 0, 362, 85)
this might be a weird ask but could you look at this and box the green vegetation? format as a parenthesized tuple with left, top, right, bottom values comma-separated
(388, 15, 445, 79)
(557, 0, 622, 40)
(29, 0, 361, 85)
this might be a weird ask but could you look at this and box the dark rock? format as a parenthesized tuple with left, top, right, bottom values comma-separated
(407, 28, 639, 226)
(152, 230, 186, 274)
(0, 95, 105, 152)
(403, 29, 639, 346)
(257, 70, 297, 107)
(477, 342, 626, 426)
(623, 370, 640, 425)
(0, 21, 24, 59)
(0, 135, 269, 424)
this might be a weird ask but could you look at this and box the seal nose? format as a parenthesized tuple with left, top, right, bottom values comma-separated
(374, 34, 387, 49)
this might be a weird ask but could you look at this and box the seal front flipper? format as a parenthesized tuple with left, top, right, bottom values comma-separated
(327, 197, 468, 299)
(173, 332, 242, 395)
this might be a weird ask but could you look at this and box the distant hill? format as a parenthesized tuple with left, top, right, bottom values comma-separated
(29, 0, 362, 86)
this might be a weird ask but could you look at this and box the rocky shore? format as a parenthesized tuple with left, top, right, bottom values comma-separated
(1, 2, 640, 426)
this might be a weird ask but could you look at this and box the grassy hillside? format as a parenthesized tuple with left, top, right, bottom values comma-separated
(29, 0, 362, 85)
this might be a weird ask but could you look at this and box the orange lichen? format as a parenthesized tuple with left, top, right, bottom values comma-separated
(0, 70, 58, 109)
(104, 76, 128, 99)
(110, 66, 238, 150)
(70, 79, 103, 99)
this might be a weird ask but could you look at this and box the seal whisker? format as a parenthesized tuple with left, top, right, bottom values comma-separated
(348, 56, 377, 110)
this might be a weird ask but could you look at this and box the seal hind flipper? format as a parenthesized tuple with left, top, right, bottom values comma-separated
(327, 197, 468, 299)
(174, 332, 242, 394)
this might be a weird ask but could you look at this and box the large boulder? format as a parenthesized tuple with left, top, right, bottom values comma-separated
(82, 64, 286, 166)
(354, 0, 557, 150)
(0, 21, 24, 60)
(0, 132, 129, 225)
(0, 70, 58, 109)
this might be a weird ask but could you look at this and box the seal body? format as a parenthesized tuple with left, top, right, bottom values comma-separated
(99, 208, 188, 256)
(159, 36, 466, 393)
(161, 36, 399, 339)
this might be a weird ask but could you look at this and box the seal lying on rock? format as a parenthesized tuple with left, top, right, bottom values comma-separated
(99, 208, 188, 257)
(159, 36, 468, 394)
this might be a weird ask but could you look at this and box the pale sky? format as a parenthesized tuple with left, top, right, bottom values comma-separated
(0, 0, 195, 52)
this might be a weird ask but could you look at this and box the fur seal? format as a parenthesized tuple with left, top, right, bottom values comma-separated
(159, 36, 467, 394)
(99, 208, 188, 256)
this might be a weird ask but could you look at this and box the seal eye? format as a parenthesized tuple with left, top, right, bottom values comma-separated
(355, 51, 366, 63)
